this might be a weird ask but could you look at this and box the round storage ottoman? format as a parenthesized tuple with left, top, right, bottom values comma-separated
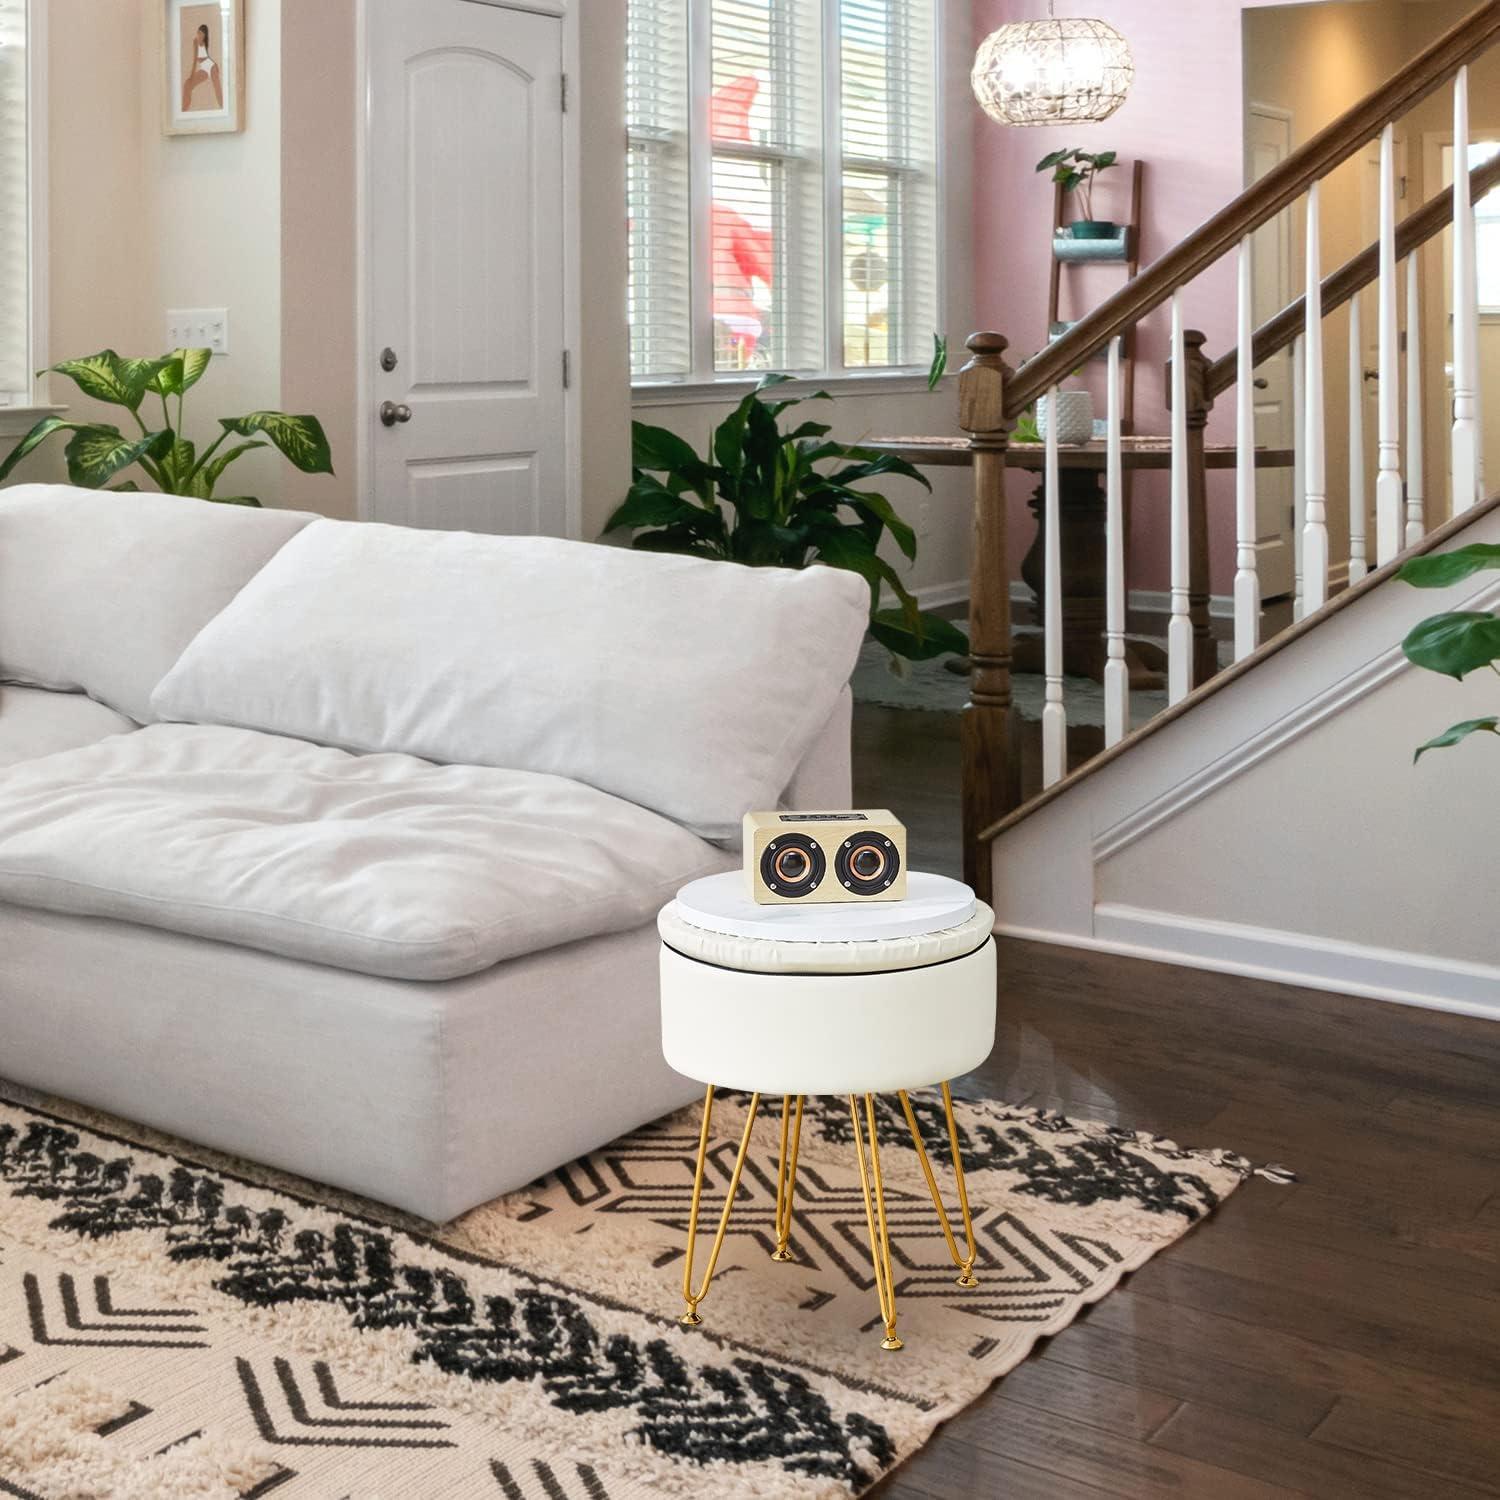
(658, 871, 996, 1350)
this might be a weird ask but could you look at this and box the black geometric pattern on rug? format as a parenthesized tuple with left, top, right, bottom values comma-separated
(23, 1271, 209, 1349)
(491, 1456, 611, 1499)
(235, 1356, 458, 1449)
(722, 1091, 1248, 1221)
(0, 1119, 895, 1488)
(545, 1127, 1129, 1327)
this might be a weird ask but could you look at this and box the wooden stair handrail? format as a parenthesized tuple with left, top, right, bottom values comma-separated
(1006, 0, 1500, 418)
(1205, 151, 1500, 402)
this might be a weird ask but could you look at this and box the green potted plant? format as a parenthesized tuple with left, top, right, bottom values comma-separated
(603, 374, 967, 663)
(1038, 147, 1119, 239)
(1398, 544, 1500, 759)
(0, 348, 332, 503)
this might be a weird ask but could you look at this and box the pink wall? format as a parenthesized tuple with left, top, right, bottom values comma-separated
(972, 0, 1296, 593)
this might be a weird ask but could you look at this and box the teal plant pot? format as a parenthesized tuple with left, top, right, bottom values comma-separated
(1069, 220, 1118, 239)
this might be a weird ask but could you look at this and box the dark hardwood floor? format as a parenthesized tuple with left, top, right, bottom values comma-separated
(853, 706, 1500, 1500)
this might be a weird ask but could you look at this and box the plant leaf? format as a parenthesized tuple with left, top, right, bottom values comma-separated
(1401, 610, 1500, 679)
(848, 492, 917, 561)
(220, 412, 333, 474)
(928, 333, 948, 391)
(63, 426, 172, 488)
(1413, 717, 1500, 762)
(210, 495, 263, 507)
(0, 416, 99, 483)
(159, 436, 196, 494)
(632, 422, 703, 475)
(150, 347, 213, 397)
(45, 351, 165, 411)
(198, 439, 269, 496)
(604, 480, 719, 533)
(1397, 544, 1500, 589)
(869, 608, 970, 662)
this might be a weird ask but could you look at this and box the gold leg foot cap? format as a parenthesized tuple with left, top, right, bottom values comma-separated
(770, 1246, 795, 1263)
(956, 1271, 979, 1289)
(679, 1311, 703, 1327)
(880, 1334, 904, 1352)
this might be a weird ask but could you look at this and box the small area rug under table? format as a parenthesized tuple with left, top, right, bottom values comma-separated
(0, 1089, 1265, 1498)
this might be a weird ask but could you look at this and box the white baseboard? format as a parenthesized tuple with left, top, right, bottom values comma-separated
(915, 578, 970, 611)
(993, 903, 1500, 1020)
(1005, 582, 1235, 619)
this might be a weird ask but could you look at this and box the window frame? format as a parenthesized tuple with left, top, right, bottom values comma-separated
(631, 0, 946, 398)
(0, 0, 53, 437)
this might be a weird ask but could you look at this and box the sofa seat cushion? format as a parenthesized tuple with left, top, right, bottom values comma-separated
(0, 724, 729, 981)
(0, 687, 138, 768)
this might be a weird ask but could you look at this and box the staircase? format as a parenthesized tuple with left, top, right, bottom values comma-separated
(950, 2, 1500, 1011)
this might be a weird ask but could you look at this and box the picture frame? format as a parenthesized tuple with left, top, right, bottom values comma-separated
(162, 0, 244, 136)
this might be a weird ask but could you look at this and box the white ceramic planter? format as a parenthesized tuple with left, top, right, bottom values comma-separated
(1036, 390, 1095, 446)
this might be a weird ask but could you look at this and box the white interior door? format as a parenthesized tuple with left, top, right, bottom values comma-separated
(366, 0, 568, 535)
(1248, 105, 1295, 600)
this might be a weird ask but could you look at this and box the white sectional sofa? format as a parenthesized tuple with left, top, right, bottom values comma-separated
(0, 485, 866, 1221)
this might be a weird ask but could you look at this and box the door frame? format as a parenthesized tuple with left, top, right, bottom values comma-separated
(353, 0, 583, 537)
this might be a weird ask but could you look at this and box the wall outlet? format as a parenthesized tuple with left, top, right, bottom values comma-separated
(165, 308, 230, 356)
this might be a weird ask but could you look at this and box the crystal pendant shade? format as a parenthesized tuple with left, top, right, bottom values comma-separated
(972, 17, 1134, 127)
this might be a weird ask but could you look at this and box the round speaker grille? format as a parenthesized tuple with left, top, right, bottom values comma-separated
(759, 833, 824, 899)
(835, 834, 901, 896)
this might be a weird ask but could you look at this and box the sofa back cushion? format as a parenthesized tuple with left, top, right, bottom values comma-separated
(0, 485, 314, 723)
(150, 519, 869, 839)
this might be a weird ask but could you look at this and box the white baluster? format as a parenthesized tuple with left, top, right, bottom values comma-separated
(1293, 333, 1306, 620)
(1104, 337, 1128, 746)
(1303, 181, 1329, 613)
(1405, 254, 1425, 546)
(1347, 293, 1367, 584)
(1234, 235, 1259, 661)
(1376, 121, 1402, 561)
(1042, 384, 1066, 785)
(1452, 65, 1480, 514)
(1169, 293, 1192, 705)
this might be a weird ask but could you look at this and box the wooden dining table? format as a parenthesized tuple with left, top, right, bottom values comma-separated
(866, 435, 1295, 687)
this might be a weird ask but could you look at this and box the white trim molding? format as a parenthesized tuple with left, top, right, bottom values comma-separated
(1088, 905, 1500, 1021)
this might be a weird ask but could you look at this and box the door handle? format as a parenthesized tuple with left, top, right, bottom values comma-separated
(1253, 377, 1268, 390)
(379, 401, 413, 428)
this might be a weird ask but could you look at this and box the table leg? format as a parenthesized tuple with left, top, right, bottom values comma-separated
(771, 1094, 803, 1263)
(849, 1093, 903, 1351)
(679, 1085, 761, 1328)
(899, 1084, 980, 1288)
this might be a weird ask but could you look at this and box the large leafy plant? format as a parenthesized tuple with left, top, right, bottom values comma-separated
(0, 349, 332, 505)
(604, 374, 966, 662)
(1398, 544, 1500, 760)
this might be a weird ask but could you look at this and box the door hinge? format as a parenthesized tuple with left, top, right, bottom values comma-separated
(560, 72, 569, 113)
(1399, 173, 1408, 201)
(562, 349, 571, 389)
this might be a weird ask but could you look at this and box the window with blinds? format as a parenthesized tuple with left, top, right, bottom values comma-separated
(0, 0, 31, 403)
(627, 0, 939, 384)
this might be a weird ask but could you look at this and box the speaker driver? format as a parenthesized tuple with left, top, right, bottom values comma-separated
(759, 832, 824, 899)
(835, 834, 901, 895)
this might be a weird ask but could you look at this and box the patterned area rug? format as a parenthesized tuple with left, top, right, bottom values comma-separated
(0, 1089, 1268, 1498)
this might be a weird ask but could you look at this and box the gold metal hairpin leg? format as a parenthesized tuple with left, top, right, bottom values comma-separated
(771, 1094, 803, 1262)
(680, 1085, 761, 1327)
(899, 1082, 980, 1288)
(849, 1093, 902, 1351)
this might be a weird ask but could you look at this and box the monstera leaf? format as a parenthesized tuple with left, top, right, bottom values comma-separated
(220, 412, 333, 474)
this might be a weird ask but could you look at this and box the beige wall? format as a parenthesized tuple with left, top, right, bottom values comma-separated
(281, 0, 357, 519)
(22, 0, 285, 503)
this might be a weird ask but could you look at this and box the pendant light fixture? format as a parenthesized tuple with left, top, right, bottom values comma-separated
(972, 2, 1134, 128)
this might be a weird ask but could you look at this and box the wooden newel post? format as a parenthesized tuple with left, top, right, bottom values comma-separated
(1169, 329, 1219, 688)
(958, 332, 1018, 902)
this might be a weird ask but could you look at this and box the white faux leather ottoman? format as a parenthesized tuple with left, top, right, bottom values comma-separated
(658, 872, 997, 1350)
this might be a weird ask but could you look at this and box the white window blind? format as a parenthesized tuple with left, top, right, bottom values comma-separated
(627, 0, 939, 384)
(0, 0, 31, 402)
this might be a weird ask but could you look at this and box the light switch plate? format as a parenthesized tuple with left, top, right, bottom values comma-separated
(165, 308, 230, 356)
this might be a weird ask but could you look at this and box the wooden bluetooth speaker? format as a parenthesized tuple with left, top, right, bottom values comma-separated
(743, 810, 907, 905)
